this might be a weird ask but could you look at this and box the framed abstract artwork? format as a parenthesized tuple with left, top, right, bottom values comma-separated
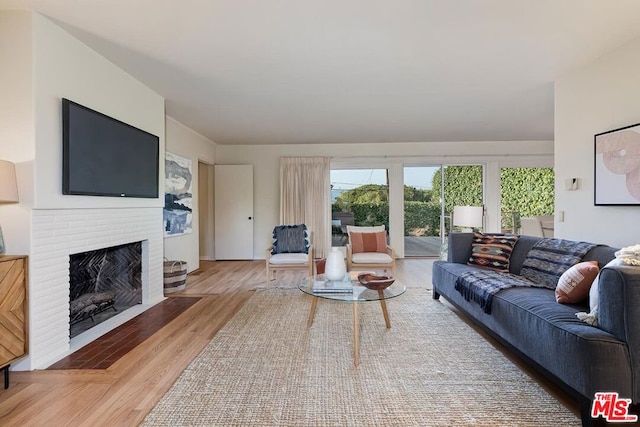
(164, 152, 193, 236)
(594, 123, 640, 206)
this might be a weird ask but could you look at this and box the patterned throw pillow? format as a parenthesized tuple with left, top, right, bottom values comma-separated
(467, 233, 520, 272)
(349, 231, 388, 254)
(271, 224, 310, 254)
(555, 261, 599, 304)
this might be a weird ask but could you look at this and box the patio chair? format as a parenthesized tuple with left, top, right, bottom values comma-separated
(536, 215, 555, 238)
(331, 211, 355, 245)
(345, 225, 396, 277)
(519, 217, 544, 237)
(265, 224, 313, 285)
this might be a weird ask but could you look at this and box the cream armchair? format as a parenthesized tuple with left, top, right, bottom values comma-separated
(345, 225, 396, 277)
(265, 224, 313, 285)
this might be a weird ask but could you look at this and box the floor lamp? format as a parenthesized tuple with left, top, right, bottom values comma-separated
(0, 160, 19, 254)
(453, 205, 483, 232)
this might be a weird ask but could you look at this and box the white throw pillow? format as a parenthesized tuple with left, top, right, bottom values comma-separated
(576, 258, 622, 326)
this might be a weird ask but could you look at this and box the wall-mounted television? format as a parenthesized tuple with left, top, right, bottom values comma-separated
(62, 98, 160, 198)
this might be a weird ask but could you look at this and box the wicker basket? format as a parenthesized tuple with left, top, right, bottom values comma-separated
(163, 260, 187, 294)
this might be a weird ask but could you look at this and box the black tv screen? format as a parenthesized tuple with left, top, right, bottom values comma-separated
(62, 98, 159, 198)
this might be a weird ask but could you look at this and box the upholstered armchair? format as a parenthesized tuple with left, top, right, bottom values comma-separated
(345, 225, 396, 277)
(265, 224, 313, 285)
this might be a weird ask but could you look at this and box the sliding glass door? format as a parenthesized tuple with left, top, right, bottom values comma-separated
(404, 165, 484, 257)
(330, 164, 484, 257)
(403, 166, 441, 257)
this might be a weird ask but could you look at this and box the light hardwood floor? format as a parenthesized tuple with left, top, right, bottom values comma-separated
(0, 259, 578, 426)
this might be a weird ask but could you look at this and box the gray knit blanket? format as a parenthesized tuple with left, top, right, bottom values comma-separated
(519, 238, 597, 289)
(455, 238, 597, 314)
(454, 271, 545, 314)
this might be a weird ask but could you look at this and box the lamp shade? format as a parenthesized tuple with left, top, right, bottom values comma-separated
(453, 205, 483, 228)
(0, 160, 19, 203)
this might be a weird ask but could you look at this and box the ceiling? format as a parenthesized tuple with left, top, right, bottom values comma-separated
(3, 1, 640, 145)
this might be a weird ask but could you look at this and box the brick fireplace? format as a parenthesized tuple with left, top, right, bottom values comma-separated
(20, 207, 164, 370)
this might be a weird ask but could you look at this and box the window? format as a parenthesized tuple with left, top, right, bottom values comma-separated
(500, 167, 554, 234)
(331, 169, 389, 247)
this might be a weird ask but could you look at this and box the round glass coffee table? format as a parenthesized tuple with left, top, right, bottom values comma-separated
(297, 273, 406, 366)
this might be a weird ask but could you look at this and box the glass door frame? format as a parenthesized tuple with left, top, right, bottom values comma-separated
(331, 155, 551, 258)
(402, 163, 486, 258)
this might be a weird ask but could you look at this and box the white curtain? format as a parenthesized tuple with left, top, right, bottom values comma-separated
(280, 157, 331, 258)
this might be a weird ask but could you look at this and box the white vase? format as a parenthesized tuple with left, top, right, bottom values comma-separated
(325, 248, 346, 281)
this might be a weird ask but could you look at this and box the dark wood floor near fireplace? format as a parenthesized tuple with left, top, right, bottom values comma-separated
(49, 297, 201, 370)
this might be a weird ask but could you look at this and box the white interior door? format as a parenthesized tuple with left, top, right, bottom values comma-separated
(214, 165, 254, 259)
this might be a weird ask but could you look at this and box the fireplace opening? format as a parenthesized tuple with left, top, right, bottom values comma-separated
(69, 242, 142, 338)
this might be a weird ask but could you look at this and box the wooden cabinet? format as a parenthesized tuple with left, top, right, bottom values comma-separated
(0, 255, 28, 389)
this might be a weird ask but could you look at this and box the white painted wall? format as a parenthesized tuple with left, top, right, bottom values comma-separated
(164, 116, 216, 272)
(32, 13, 165, 210)
(0, 11, 168, 369)
(216, 140, 553, 259)
(555, 37, 640, 248)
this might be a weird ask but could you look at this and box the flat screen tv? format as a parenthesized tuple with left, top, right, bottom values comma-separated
(62, 98, 160, 198)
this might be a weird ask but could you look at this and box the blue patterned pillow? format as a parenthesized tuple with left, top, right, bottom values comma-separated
(272, 224, 310, 254)
(467, 233, 519, 272)
(520, 238, 596, 289)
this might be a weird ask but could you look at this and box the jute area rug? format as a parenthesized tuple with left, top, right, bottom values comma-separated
(142, 288, 579, 426)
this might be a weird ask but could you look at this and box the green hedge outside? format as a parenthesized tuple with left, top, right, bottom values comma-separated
(332, 166, 554, 237)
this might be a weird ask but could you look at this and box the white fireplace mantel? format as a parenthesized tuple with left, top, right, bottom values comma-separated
(16, 207, 165, 370)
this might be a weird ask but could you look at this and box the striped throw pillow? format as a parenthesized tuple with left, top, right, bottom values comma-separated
(349, 231, 388, 254)
(467, 233, 519, 272)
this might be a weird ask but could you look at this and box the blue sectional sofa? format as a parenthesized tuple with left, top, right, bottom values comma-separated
(432, 232, 640, 426)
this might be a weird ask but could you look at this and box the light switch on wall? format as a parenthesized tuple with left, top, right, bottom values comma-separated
(564, 178, 579, 191)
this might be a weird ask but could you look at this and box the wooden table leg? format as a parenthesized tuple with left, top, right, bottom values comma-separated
(378, 290, 391, 329)
(3, 365, 9, 389)
(307, 296, 318, 327)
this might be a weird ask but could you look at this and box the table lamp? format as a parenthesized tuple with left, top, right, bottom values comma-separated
(453, 205, 483, 232)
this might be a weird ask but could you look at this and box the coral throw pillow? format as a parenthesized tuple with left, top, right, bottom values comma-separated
(467, 233, 519, 272)
(349, 231, 387, 253)
(555, 261, 600, 304)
